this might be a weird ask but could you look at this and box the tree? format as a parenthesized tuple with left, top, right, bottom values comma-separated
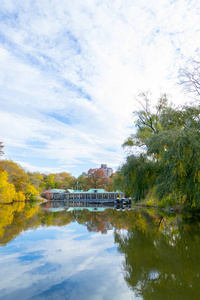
(122, 92, 168, 155)
(27, 172, 44, 191)
(86, 168, 107, 189)
(148, 104, 200, 204)
(114, 154, 157, 200)
(0, 142, 4, 156)
(44, 174, 56, 189)
(0, 142, 4, 173)
(120, 93, 169, 200)
(180, 58, 200, 101)
(104, 175, 114, 192)
(77, 174, 88, 190)
(43, 172, 77, 190)
(120, 91, 200, 206)
(1, 160, 29, 192)
(0, 171, 16, 203)
(1, 160, 40, 201)
(25, 184, 39, 200)
(58, 172, 76, 189)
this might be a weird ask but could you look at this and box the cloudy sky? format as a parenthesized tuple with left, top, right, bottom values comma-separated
(0, 223, 134, 299)
(0, 0, 200, 176)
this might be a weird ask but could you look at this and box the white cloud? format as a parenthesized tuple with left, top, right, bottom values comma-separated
(0, 0, 199, 175)
(0, 224, 135, 299)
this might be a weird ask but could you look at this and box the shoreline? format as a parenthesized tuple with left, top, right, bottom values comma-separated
(132, 202, 200, 215)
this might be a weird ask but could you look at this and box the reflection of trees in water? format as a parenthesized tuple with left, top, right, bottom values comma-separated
(114, 211, 200, 300)
(0, 204, 145, 245)
(0, 203, 39, 246)
(1, 203, 200, 300)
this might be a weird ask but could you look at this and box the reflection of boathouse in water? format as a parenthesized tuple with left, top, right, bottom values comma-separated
(42, 188, 124, 201)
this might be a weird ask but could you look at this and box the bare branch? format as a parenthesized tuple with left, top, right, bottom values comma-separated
(179, 58, 200, 101)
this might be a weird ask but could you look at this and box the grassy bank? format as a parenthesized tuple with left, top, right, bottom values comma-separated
(132, 197, 200, 214)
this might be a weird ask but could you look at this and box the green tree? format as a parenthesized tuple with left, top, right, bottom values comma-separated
(148, 105, 200, 205)
(43, 172, 77, 190)
(44, 174, 56, 189)
(77, 174, 88, 190)
(122, 92, 168, 153)
(114, 154, 157, 200)
(121, 92, 200, 206)
(58, 172, 76, 189)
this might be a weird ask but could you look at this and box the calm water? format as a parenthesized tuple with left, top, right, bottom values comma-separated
(0, 201, 200, 300)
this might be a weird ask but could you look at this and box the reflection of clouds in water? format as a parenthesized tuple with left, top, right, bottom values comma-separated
(0, 223, 136, 300)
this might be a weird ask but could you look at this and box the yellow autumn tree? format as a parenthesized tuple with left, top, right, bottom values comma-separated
(14, 191, 26, 202)
(0, 171, 16, 203)
(25, 184, 39, 200)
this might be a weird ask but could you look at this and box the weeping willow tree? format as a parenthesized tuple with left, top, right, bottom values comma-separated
(148, 105, 200, 205)
(122, 92, 168, 151)
(120, 92, 200, 206)
(117, 92, 168, 201)
(114, 154, 158, 201)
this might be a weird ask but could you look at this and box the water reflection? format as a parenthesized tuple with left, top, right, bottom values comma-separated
(0, 201, 200, 299)
(115, 211, 200, 299)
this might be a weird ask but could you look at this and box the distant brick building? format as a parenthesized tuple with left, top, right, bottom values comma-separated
(100, 164, 113, 177)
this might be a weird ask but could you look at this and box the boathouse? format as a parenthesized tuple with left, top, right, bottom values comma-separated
(42, 188, 124, 201)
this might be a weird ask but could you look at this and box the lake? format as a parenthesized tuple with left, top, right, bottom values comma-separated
(0, 201, 200, 300)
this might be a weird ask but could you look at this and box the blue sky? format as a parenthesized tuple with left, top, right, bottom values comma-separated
(0, 0, 200, 177)
(0, 223, 133, 300)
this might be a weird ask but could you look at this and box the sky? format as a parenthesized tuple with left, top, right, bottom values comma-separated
(0, 0, 200, 177)
(0, 223, 134, 300)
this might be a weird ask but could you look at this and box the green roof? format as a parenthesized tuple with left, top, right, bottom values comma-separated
(66, 189, 74, 193)
(44, 188, 124, 194)
(87, 189, 106, 193)
(49, 189, 66, 193)
(65, 189, 84, 193)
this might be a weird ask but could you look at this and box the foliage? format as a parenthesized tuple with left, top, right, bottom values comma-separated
(44, 174, 56, 189)
(27, 172, 44, 191)
(1, 160, 29, 192)
(148, 105, 200, 205)
(77, 174, 88, 190)
(0, 171, 16, 203)
(120, 92, 200, 207)
(149, 127, 200, 204)
(42, 172, 77, 190)
(14, 191, 26, 202)
(25, 184, 39, 200)
(104, 175, 114, 192)
(114, 154, 157, 201)
(114, 210, 200, 299)
(0, 160, 41, 202)
(122, 92, 168, 152)
(86, 168, 108, 189)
